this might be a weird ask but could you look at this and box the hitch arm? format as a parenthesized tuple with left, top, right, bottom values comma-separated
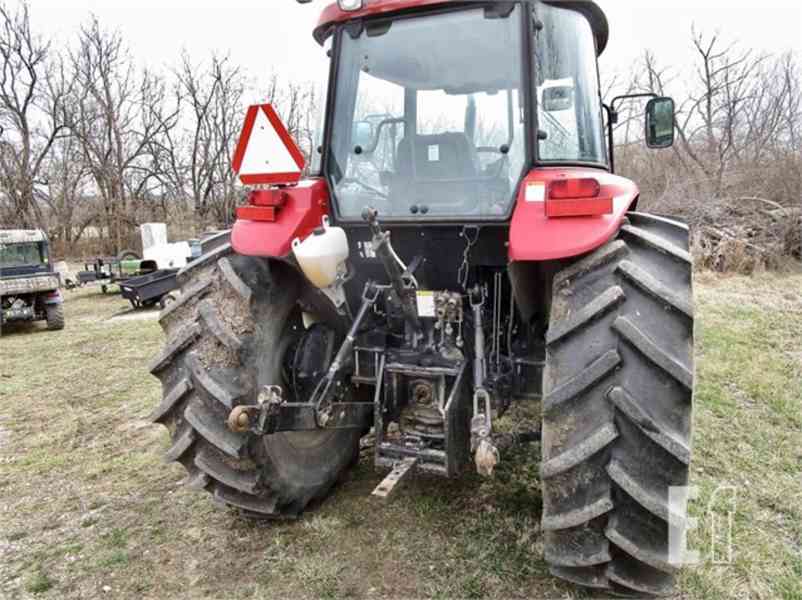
(311, 281, 381, 425)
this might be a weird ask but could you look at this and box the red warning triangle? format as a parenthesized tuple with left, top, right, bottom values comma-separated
(232, 104, 306, 185)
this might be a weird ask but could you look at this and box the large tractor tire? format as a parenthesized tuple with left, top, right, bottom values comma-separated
(150, 243, 361, 518)
(45, 304, 65, 331)
(542, 213, 694, 596)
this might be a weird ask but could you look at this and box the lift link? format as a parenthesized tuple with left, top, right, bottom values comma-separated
(469, 286, 500, 476)
(362, 207, 422, 335)
(312, 281, 380, 426)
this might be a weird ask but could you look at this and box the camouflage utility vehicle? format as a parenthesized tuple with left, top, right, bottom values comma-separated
(0, 230, 65, 333)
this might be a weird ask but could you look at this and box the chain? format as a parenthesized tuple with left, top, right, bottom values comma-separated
(457, 226, 480, 290)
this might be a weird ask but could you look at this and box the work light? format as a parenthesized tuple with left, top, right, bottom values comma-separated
(295, 0, 364, 9)
(338, 0, 364, 10)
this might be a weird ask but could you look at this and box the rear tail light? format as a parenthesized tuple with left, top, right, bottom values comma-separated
(546, 177, 612, 217)
(549, 178, 601, 199)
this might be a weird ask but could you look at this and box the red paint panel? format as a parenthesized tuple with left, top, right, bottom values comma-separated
(509, 168, 638, 262)
(315, 0, 451, 41)
(231, 179, 330, 258)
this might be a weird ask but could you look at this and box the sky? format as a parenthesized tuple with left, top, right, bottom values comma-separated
(22, 0, 802, 98)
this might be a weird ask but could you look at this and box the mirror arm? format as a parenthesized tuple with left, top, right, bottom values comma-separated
(604, 93, 657, 173)
(610, 92, 657, 115)
(602, 103, 615, 173)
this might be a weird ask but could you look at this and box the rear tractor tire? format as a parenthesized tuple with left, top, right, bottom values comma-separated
(45, 304, 65, 331)
(542, 213, 694, 597)
(149, 242, 361, 518)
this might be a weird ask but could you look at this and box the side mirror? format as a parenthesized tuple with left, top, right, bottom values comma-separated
(352, 121, 375, 151)
(645, 97, 675, 148)
(542, 85, 574, 112)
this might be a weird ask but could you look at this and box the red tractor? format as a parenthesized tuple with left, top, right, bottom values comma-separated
(150, 1, 693, 596)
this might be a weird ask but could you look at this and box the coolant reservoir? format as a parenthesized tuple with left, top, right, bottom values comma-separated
(292, 216, 349, 289)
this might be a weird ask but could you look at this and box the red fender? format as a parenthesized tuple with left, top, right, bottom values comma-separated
(508, 167, 638, 262)
(231, 179, 330, 258)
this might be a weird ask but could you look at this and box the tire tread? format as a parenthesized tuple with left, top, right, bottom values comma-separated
(543, 215, 694, 596)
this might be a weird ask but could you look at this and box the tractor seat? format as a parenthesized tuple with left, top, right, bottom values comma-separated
(395, 132, 480, 180)
(393, 133, 481, 212)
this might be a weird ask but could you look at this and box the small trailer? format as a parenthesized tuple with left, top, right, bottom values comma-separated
(119, 269, 178, 309)
(75, 258, 115, 287)
(75, 258, 158, 293)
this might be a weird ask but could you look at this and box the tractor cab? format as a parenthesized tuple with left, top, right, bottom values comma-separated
(317, 1, 609, 221)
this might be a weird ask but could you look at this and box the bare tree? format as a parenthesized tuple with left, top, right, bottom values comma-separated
(0, 1, 70, 228)
(263, 72, 320, 158)
(171, 51, 245, 221)
(67, 17, 179, 251)
(40, 132, 91, 244)
(610, 29, 801, 271)
(673, 31, 768, 192)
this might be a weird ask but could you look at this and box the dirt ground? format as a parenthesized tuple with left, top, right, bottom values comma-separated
(1, 273, 801, 600)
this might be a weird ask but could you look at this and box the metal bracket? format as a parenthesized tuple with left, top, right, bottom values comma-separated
(227, 385, 370, 435)
(227, 385, 287, 435)
(471, 387, 500, 475)
(470, 388, 493, 450)
(371, 457, 418, 500)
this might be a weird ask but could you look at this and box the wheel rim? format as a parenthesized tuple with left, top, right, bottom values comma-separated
(265, 307, 337, 451)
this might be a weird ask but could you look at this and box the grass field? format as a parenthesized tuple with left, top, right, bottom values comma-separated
(1, 272, 801, 599)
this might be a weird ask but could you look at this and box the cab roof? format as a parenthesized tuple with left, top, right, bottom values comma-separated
(314, 0, 609, 55)
(0, 230, 47, 244)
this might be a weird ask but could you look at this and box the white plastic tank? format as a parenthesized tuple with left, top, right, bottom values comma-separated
(292, 216, 349, 289)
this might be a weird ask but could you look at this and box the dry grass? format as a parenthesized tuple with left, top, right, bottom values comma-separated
(1, 272, 801, 599)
